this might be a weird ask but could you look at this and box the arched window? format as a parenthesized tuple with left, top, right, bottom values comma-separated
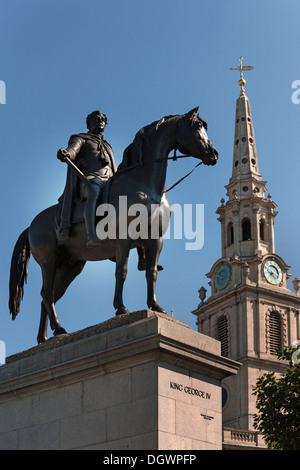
(259, 219, 266, 241)
(227, 222, 234, 246)
(268, 311, 282, 355)
(242, 218, 251, 241)
(216, 315, 229, 357)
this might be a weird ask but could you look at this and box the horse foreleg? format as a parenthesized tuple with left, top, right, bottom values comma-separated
(144, 238, 166, 314)
(114, 241, 130, 316)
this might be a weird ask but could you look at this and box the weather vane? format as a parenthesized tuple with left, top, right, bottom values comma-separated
(230, 56, 253, 95)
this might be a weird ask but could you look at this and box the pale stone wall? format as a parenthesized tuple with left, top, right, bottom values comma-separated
(158, 367, 222, 450)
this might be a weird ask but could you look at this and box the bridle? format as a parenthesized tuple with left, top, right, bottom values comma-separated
(114, 147, 203, 194)
(114, 117, 213, 193)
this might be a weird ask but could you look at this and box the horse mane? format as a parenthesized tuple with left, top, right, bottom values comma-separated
(117, 114, 178, 170)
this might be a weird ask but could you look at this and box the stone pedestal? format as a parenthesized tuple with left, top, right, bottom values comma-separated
(0, 311, 239, 450)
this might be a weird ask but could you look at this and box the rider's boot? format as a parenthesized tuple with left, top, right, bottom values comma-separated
(137, 246, 164, 271)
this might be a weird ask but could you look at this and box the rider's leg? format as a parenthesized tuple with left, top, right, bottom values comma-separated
(84, 179, 104, 247)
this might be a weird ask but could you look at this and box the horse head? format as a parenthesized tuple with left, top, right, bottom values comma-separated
(175, 107, 218, 166)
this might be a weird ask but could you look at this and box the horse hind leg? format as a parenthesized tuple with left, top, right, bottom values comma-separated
(39, 260, 66, 340)
(37, 260, 86, 343)
(37, 301, 48, 344)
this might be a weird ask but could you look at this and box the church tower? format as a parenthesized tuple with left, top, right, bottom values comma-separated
(193, 58, 300, 446)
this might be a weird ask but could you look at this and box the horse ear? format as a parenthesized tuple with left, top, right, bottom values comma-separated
(186, 106, 199, 118)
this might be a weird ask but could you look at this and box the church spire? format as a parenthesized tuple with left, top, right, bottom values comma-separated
(216, 58, 277, 260)
(227, 58, 265, 200)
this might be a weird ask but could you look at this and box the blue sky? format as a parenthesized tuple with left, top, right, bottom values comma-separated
(1, 0, 299, 357)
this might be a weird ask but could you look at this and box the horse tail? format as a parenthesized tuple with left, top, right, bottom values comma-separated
(8, 227, 31, 320)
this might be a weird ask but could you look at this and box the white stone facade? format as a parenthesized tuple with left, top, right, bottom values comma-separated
(193, 91, 300, 448)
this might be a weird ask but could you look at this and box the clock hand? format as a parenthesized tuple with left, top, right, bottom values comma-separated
(268, 267, 277, 276)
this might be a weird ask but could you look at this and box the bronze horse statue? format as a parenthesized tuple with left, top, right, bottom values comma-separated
(9, 107, 218, 344)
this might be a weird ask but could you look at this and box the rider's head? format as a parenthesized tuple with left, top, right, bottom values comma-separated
(86, 110, 108, 133)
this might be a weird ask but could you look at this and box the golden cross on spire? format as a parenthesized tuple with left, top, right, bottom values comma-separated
(230, 56, 253, 95)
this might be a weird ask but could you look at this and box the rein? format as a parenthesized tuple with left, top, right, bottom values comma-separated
(164, 148, 203, 193)
(114, 147, 203, 194)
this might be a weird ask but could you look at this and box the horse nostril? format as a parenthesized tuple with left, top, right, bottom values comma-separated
(214, 149, 218, 157)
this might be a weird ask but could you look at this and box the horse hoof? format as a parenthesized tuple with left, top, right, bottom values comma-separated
(137, 260, 164, 271)
(115, 307, 129, 316)
(53, 327, 68, 336)
(37, 336, 47, 344)
(150, 305, 166, 314)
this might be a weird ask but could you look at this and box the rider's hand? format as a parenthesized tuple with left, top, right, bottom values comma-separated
(57, 148, 69, 162)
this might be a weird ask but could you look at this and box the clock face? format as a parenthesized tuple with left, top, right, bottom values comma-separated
(263, 260, 282, 285)
(214, 264, 231, 290)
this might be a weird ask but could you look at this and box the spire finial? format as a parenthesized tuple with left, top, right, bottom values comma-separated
(230, 56, 253, 95)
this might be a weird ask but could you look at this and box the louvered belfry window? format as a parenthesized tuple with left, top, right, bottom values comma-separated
(217, 315, 229, 357)
(269, 311, 282, 355)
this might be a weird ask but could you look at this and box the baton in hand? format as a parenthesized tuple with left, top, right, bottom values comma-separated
(64, 155, 91, 185)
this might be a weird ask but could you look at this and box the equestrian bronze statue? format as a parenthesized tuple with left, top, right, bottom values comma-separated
(9, 107, 218, 344)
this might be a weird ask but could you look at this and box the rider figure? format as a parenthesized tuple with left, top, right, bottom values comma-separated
(57, 110, 117, 248)
(56, 110, 161, 270)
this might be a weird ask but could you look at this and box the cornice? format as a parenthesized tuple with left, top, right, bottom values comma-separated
(193, 282, 300, 317)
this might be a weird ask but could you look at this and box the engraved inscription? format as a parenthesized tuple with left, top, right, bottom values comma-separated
(169, 381, 211, 399)
(201, 413, 214, 420)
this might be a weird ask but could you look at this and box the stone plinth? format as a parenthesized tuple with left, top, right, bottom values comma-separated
(0, 310, 239, 450)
